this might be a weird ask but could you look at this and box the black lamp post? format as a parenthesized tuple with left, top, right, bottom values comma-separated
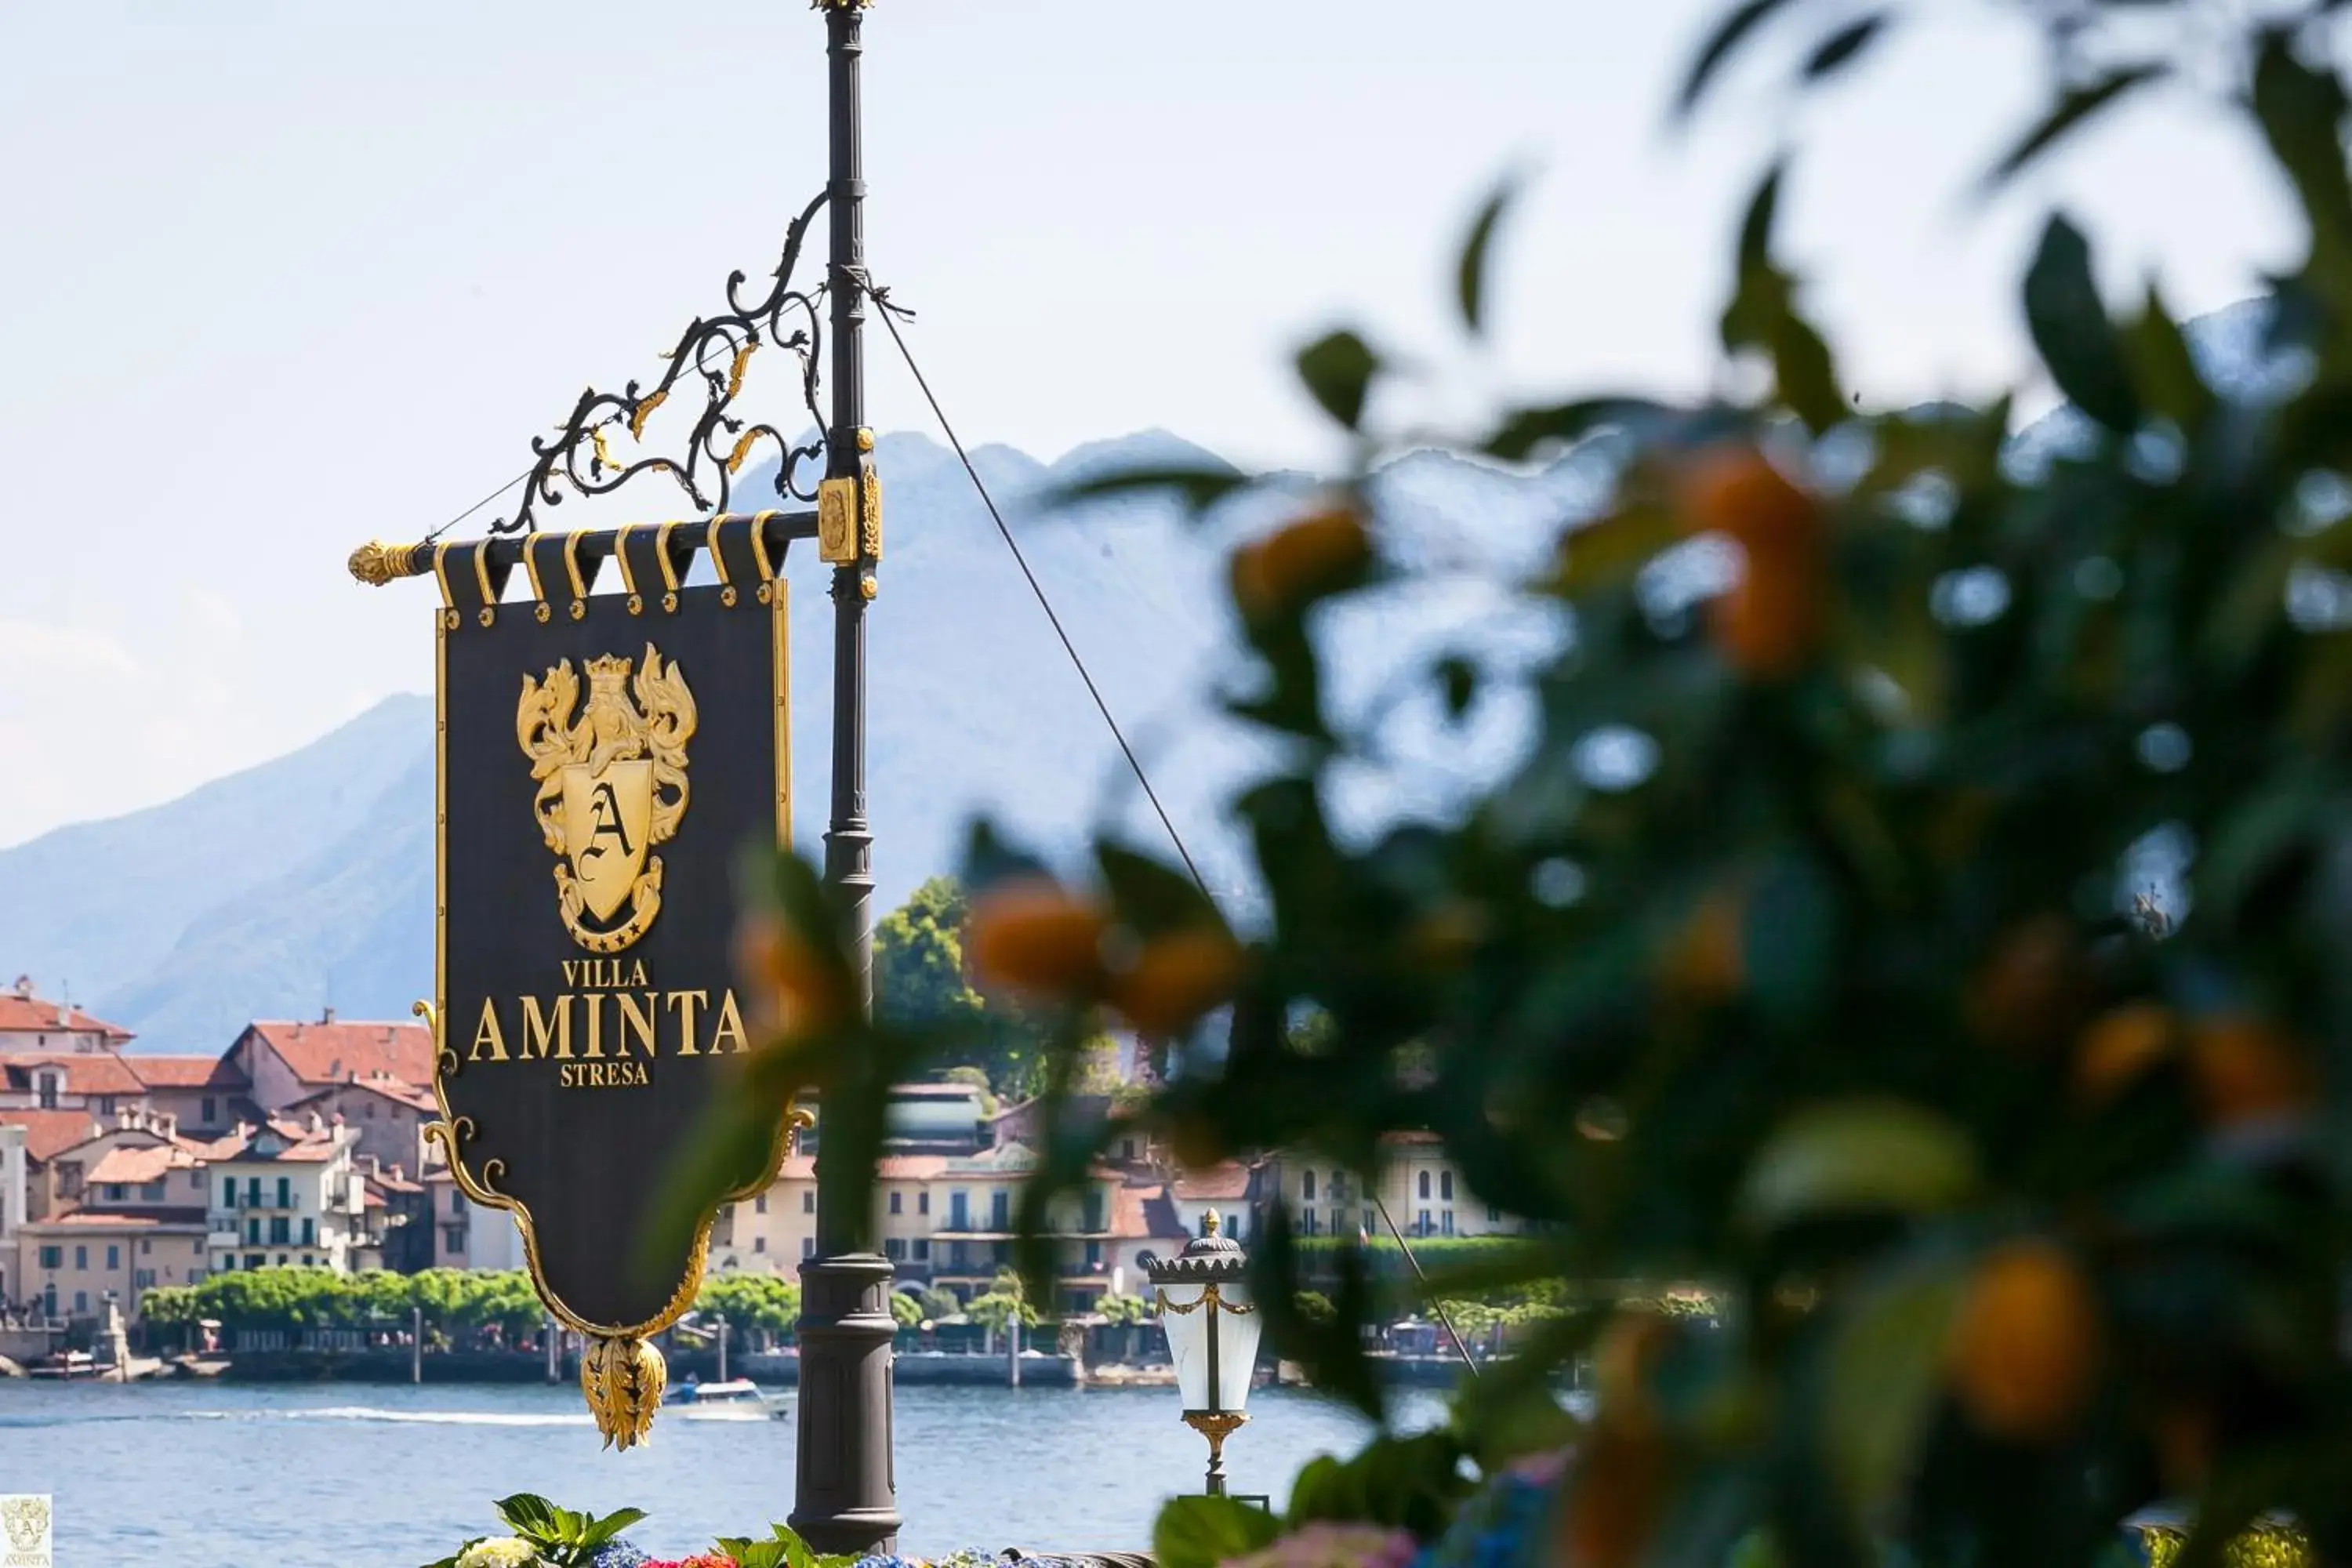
(789, 0, 900, 1557)
(1147, 1211, 1264, 1497)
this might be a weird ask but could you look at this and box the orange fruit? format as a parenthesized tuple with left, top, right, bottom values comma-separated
(1230, 504, 1372, 622)
(1675, 444, 1821, 555)
(1965, 914, 2087, 1054)
(1946, 1240, 2103, 1442)
(1592, 1311, 1675, 1436)
(2186, 1014, 2316, 1126)
(1555, 1422, 1670, 1568)
(2073, 1003, 2176, 1105)
(733, 912, 844, 1036)
(1659, 887, 1744, 1004)
(1709, 552, 1822, 680)
(1108, 927, 1247, 1036)
(966, 878, 1109, 999)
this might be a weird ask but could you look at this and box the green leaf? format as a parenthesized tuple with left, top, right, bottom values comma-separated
(1721, 164, 1847, 434)
(1821, 1256, 1969, 1545)
(1296, 329, 1381, 431)
(1457, 172, 1523, 335)
(1801, 14, 1889, 82)
(2124, 281, 2214, 430)
(1040, 463, 1252, 515)
(1153, 1495, 1283, 1568)
(1094, 840, 1222, 938)
(1738, 1099, 1983, 1232)
(1678, 0, 1797, 116)
(575, 1508, 648, 1552)
(1981, 67, 2167, 190)
(1481, 397, 1674, 463)
(1547, 503, 1683, 598)
(2023, 213, 2141, 433)
(493, 1495, 561, 1544)
(2252, 31, 2352, 304)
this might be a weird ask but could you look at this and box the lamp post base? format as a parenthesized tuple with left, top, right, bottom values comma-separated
(788, 1252, 900, 1555)
(1183, 1410, 1250, 1497)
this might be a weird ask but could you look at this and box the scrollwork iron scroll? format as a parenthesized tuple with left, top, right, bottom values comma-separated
(485, 190, 833, 537)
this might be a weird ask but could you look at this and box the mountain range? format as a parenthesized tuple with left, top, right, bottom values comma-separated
(0, 299, 2285, 1053)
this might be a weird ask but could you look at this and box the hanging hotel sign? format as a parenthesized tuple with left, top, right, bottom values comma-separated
(368, 517, 800, 1448)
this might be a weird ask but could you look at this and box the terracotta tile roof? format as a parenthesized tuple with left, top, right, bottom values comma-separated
(1170, 1161, 1254, 1202)
(212, 1123, 340, 1163)
(126, 1054, 249, 1091)
(777, 1155, 815, 1181)
(0, 1109, 103, 1163)
(1381, 1130, 1443, 1146)
(2, 1053, 146, 1096)
(243, 1020, 434, 1090)
(85, 1144, 198, 1185)
(25, 1204, 207, 1230)
(0, 991, 131, 1042)
(285, 1078, 437, 1115)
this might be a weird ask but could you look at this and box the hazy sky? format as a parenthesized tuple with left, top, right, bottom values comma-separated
(0, 2, 2296, 848)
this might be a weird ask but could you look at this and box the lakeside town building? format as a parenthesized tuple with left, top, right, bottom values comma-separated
(0, 978, 1508, 1326)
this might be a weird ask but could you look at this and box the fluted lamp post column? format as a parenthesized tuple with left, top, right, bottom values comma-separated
(1148, 1210, 1263, 1497)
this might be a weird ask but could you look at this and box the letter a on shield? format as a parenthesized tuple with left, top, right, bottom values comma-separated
(561, 760, 654, 922)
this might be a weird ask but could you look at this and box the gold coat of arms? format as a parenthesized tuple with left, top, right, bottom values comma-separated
(515, 644, 697, 953)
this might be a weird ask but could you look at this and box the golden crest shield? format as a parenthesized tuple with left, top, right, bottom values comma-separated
(516, 645, 696, 953)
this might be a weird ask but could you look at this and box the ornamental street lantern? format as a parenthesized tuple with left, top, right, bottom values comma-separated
(1148, 1210, 1263, 1497)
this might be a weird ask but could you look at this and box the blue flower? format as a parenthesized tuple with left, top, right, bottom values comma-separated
(586, 1540, 652, 1568)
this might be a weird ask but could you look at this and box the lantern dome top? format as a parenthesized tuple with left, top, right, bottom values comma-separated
(1149, 1208, 1247, 1283)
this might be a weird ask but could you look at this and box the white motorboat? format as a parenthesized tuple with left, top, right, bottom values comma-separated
(667, 1377, 789, 1420)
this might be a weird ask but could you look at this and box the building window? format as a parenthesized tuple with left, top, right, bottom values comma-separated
(991, 1241, 1009, 1265)
(105, 1244, 119, 1270)
(302, 1256, 315, 1269)
(103, 1185, 124, 1203)
(888, 1191, 902, 1215)
(276, 1177, 291, 1209)
(1330, 1210, 1345, 1236)
(275, 1254, 288, 1266)
(134, 1269, 154, 1290)
(73, 1290, 87, 1312)
(949, 1192, 969, 1230)
(141, 1181, 165, 1202)
(1442, 1210, 1455, 1236)
(245, 1254, 263, 1271)
(1440, 1171, 1454, 1202)
(365, 1102, 376, 1120)
(753, 1236, 767, 1254)
(300, 1218, 315, 1247)
(140, 1238, 151, 1256)
(1417, 1210, 1432, 1236)
(1300, 1210, 1318, 1236)
(201, 1097, 216, 1124)
(269, 1218, 289, 1245)
(1417, 1170, 1431, 1200)
(1301, 1171, 1316, 1202)
(1083, 1191, 1104, 1232)
(990, 1190, 1010, 1231)
(37, 1247, 60, 1269)
(74, 1246, 86, 1271)
(1330, 1171, 1348, 1202)
(1121, 1138, 1138, 1161)
(35, 1073, 59, 1109)
(1085, 1241, 1102, 1268)
(245, 1218, 260, 1244)
(223, 1177, 235, 1207)
(443, 1226, 466, 1254)
(754, 1193, 767, 1214)
(918, 1192, 930, 1216)
(246, 1178, 261, 1208)
(802, 1190, 815, 1214)
(913, 1239, 931, 1261)
(801, 1236, 815, 1259)
(884, 1238, 906, 1261)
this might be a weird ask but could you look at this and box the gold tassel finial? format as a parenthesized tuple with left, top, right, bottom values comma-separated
(348, 540, 414, 587)
(580, 1334, 667, 1450)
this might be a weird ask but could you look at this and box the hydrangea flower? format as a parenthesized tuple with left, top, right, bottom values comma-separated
(1410, 1448, 1571, 1568)
(586, 1541, 654, 1568)
(457, 1541, 543, 1568)
(1223, 1522, 1420, 1568)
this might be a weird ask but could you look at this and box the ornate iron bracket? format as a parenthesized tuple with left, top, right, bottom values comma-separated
(485, 190, 834, 538)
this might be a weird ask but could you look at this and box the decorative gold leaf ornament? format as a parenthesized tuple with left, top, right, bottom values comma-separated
(579, 1334, 667, 1450)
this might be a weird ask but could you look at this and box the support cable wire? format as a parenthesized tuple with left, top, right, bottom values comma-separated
(860, 277, 1481, 1381)
(859, 280, 1213, 903)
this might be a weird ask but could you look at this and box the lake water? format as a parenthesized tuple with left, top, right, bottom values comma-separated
(0, 1380, 1443, 1567)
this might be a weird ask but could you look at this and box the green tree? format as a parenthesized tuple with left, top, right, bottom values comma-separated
(873, 876, 1054, 1097)
(889, 1290, 925, 1330)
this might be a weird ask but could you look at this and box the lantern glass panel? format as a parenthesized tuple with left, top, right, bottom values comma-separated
(1215, 1279, 1261, 1412)
(1157, 1281, 1212, 1409)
